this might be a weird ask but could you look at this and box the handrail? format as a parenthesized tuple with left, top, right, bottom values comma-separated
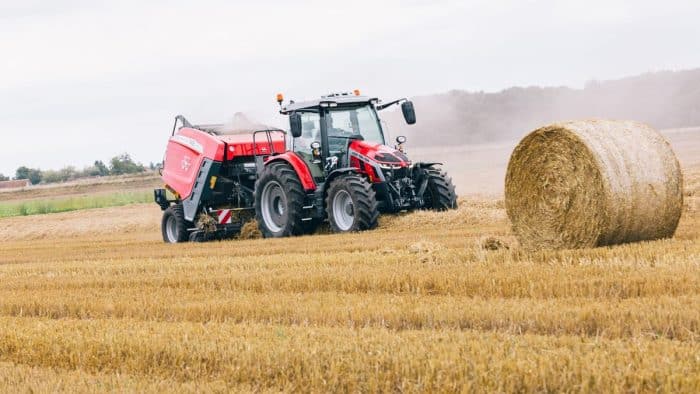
(252, 129, 287, 174)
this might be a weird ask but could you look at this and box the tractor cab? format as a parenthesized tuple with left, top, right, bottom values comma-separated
(279, 92, 414, 183)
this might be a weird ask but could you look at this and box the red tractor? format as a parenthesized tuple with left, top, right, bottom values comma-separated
(155, 91, 457, 243)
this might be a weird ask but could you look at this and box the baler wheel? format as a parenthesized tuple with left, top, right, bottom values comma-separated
(326, 175, 379, 233)
(161, 204, 192, 243)
(255, 163, 306, 238)
(423, 168, 458, 211)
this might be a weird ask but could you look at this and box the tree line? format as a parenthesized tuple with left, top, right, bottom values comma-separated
(383, 68, 700, 146)
(0, 153, 156, 185)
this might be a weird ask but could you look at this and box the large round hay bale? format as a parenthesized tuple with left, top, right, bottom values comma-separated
(505, 120, 683, 250)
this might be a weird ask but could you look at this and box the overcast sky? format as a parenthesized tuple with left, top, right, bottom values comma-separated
(1, 0, 700, 176)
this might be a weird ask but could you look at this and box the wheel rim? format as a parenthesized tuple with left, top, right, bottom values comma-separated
(261, 180, 287, 233)
(165, 215, 178, 242)
(332, 190, 355, 231)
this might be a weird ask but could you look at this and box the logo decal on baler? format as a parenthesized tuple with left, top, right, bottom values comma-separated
(181, 156, 192, 172)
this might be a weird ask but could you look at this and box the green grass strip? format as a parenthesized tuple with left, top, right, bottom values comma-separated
(0, 190, 153, 218)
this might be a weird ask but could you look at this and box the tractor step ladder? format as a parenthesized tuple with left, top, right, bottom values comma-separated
(301, 204, 315, 222)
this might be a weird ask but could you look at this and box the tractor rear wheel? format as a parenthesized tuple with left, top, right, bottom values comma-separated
(423, 168, 458, 211)
(161, 204, 192, 243)
(326, 174, 379, 233)
(255, 163, 306, 238)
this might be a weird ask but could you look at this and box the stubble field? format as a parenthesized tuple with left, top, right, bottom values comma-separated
(0, 135, 698, 392)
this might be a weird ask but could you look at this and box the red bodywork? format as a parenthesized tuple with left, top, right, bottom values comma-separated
(162, 127, 409, 200)
(266, 152, 317, 191)
(162, 127, 289, 198)
(348, 140, 411, 183)
(349, 140, 410, 166)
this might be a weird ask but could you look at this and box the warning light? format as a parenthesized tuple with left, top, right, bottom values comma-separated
(276, 93, 284, 104)
(353, 89, 361, 96)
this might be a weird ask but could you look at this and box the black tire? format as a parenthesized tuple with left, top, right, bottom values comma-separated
(161, 204, 192, 243)
(326, 174, 379, 233)
(423, 168, 458, 211)
(255, 163, 306, 238)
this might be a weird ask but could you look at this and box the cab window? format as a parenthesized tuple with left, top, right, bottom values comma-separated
(327, 105, 384, 144)
(294, 112, 320, 154)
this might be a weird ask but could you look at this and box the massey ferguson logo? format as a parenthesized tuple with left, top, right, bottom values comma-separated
(181, 156, 192, 172)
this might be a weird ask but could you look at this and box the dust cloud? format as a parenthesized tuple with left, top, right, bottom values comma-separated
(383, 69, 700, 196)
(221, 112, 276, 133)
(216, 69, 700, 196)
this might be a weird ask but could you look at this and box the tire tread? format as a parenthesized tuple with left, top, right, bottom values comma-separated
(161, 203, 192, 243)
(424, 168, 458, 211)
(326, 174, 379, 232)
(254, 163, 306, 238)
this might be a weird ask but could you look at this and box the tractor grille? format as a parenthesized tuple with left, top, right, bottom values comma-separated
(395, 167, 409, 179)
(383, 166, 409, 180)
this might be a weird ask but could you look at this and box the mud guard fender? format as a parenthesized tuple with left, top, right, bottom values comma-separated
(265, 152, 316, 191)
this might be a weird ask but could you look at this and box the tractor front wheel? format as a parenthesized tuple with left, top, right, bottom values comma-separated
(326, 175, 379, 233)
(161, 204, 192, 243)
(423, 168, 458, 211)
(255, 163, 306, 238)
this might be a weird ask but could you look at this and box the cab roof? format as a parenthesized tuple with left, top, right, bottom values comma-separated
(280, 92, 378, 114)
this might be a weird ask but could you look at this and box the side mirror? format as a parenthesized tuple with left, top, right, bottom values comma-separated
(289, 112, 302, 138)
(401, 101, 416, 125)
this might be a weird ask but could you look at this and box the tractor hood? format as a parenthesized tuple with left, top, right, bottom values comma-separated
(348, 139, 411, 167)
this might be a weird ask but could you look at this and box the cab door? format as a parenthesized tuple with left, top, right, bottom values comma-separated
(292, 112, 325, 182)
